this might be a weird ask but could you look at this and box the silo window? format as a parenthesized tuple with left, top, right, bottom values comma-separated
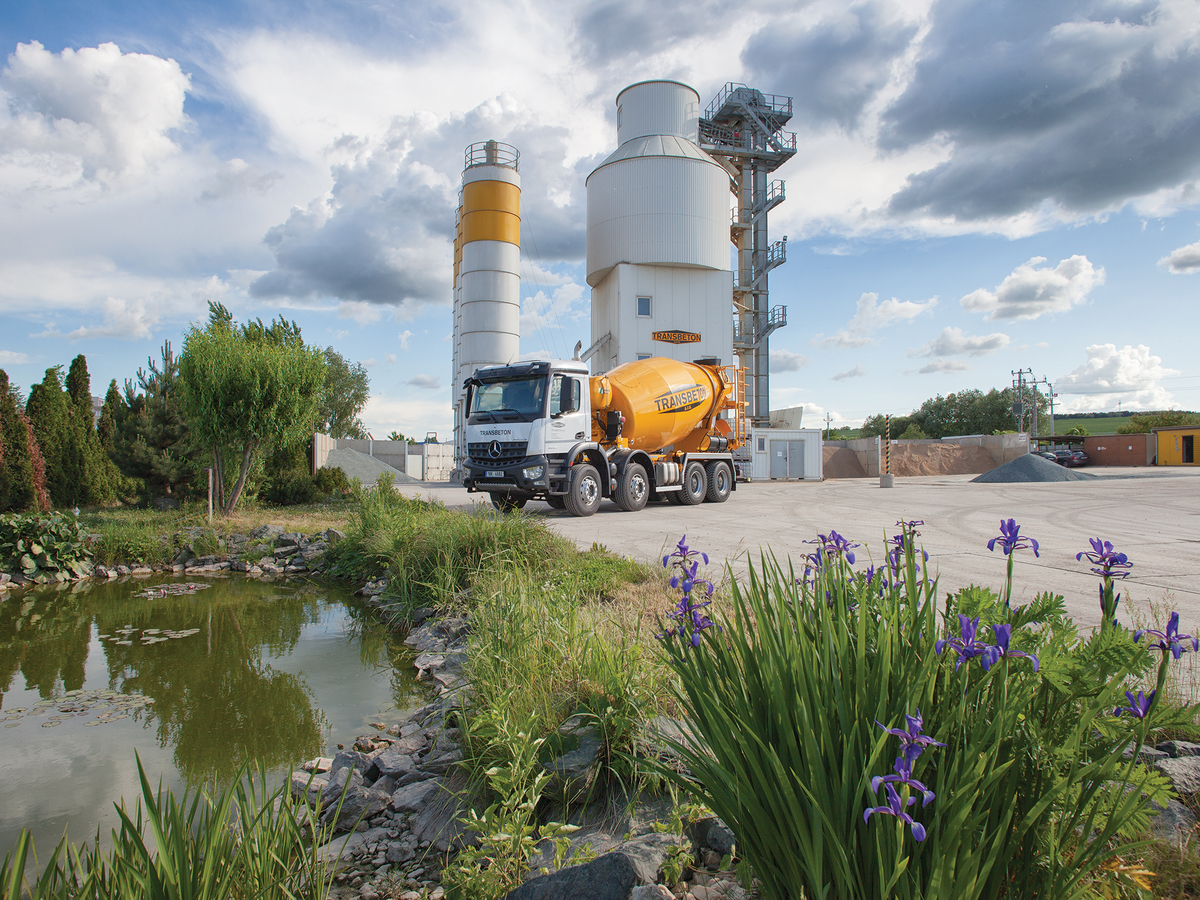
(637, 353, 651, 361)
(637, 296, 651, 317)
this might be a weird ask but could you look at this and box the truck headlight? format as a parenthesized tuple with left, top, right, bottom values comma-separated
(522, 465, 544, 480)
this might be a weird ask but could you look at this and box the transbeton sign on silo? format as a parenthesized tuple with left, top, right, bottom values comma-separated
(652, 330, 701, 344)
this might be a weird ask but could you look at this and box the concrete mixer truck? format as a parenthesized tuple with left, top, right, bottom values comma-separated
(461, 356, 744, 516)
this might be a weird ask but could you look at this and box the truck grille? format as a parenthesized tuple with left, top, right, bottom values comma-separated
(468, 441, 528, 463)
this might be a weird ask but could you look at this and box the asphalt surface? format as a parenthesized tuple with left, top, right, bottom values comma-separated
(398, 467, 1200, 632)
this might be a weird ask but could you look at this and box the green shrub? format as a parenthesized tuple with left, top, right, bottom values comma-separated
(312, 465, 350, 496)
(656, 525, 1191, 900)
(0, 511, 92, 581)
(263, 469, 319, 506)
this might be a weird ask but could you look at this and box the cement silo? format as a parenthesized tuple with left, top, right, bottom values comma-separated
(451, 140, 521, 465)
(586, 81, 734, 375)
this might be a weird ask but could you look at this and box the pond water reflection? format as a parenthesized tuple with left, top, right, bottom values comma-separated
(0, 575, 424, 859)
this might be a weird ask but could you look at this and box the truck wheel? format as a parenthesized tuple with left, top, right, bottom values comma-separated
(679, 462, 707, 506)
(565, 464, 602, 517)
(546, 495, 566, 510)
(491, 493, 528, 513)
(665, 491, 683, 505)
(614, 463, 649, 512)
(704, 462, 732, 503)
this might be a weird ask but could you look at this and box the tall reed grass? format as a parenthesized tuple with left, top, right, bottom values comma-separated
(1, 757, 337, 900)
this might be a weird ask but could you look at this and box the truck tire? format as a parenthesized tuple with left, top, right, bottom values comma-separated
(613, 463, 649, 512)
(679, 462, 707, 506)
(665, 491, 683, 505)
(565, 463, 602, 517)
(546, 495, 566, 510)
(491, 493, 528, 513)
(704, 462, 732, 503)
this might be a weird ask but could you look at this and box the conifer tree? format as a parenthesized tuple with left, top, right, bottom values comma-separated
(0, 369, 48, 512)
(26, 367, 73, 507)
(114, 342, 195, 499)
(63, 355, 118, 505)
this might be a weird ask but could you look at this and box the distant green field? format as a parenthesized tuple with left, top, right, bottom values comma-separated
(1050, 416, 1130, 435)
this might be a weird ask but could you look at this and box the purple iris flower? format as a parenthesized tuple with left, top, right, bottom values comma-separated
(661, 536, 716, 647)
(872, 767, 936, 808)
(1135, 612, 1200, 660)
(886, 532, 929, 578)
(875, 710, 946, 771)
(987, 519, 1039, 557)
(1114, 689, 1155, 719)
(805, 530, 861, 565)
(979, 624, 1040, 672)
(1076, 538, 1132, 580)
(863, 782, 927, 842)
(935, 615, 989, 669)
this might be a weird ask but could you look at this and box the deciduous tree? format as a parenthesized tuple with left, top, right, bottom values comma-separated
(180, 305, 326, 514)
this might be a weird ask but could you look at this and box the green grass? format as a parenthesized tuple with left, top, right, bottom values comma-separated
(79, 501, 355, 568)
(1, 757, 338, 900)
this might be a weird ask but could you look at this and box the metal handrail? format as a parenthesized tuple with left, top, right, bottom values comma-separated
(464, 140, 519, 171)
(705, 83, 794, 123)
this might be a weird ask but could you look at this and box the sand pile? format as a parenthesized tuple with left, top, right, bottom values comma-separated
(886, 443, 997, 477)
(972, 453, 1095, 483)
(823, 446, 867, 478)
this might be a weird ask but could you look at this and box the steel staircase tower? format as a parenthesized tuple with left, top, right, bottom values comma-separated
(700, 84, 797, 426)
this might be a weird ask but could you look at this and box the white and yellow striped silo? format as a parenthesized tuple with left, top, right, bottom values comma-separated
(451, 140, 521, 466)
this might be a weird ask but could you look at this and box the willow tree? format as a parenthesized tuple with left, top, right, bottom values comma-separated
(179, 306, 325, 514)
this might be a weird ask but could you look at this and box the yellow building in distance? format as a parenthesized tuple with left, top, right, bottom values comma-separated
(1155, 426, 1200, 465)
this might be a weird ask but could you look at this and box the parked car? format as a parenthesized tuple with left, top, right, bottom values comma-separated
(1036, 451, 1059, 463)
(1050, 449, 1074, 466)
(1069, 450, 1090, 467)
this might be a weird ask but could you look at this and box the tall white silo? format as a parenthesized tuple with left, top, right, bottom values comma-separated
(451, 140, 521, 468)
(586, 81, 734, 374)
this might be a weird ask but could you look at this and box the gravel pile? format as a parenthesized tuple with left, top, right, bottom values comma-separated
(972, 453, 1095, 483)
(324, 448, 421, 485)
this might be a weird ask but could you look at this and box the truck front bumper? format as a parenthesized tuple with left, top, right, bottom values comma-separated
(463, 456, 551, 494)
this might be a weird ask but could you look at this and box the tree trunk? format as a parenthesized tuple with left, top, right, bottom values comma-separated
(212, 445, 225, 509)
(222, 441, 256, 515)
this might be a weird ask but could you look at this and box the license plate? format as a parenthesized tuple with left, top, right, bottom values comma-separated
(487, 470, 505, 478)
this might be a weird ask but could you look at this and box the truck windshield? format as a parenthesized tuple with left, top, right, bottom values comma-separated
(469, 376, 547, 418)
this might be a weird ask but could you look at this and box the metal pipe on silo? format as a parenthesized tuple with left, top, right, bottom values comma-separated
(450, 140, 521, 470)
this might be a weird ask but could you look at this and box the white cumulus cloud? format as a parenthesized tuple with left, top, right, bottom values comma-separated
(1159, 240, 1200, 274)
(1056, 343, 1179, 411)
(832, 364, 866, 381)
(0, 41, 190, 190)
(918, 359, 973, 374)
(817, 291, 937, 348)
(914, 326, 1010, 358)
(0, 350, 31, 365)
(770, 348, 811, 372)
(961, 255, 1104, 320)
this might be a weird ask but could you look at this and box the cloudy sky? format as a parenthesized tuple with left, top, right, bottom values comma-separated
(2, 0, 1199, 435)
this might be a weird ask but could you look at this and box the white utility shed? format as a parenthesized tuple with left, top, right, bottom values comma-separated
(746, 428, 823, 481)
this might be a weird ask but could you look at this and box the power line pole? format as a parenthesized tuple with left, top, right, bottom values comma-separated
(1011, 368, 1033, 435)
(825, 412, 832, 438)
(1046, 381, 1057, 437)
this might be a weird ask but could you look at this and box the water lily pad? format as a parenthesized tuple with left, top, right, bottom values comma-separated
(4, 723, 19, 728)
(41, 721, 60, 728)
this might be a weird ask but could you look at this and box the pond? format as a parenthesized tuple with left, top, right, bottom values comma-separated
(0, 574, 425, 860)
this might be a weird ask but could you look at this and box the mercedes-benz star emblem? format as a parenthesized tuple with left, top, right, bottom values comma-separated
(488, 440, 503, 459)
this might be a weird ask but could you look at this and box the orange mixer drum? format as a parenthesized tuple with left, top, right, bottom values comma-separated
(602, 357, 728, 452)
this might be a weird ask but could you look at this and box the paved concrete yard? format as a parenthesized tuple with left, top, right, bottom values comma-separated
(400, 468, 1200, 632)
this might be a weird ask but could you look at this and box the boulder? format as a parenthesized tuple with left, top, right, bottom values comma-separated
(322, 785, 391, 833)
(1155, 757, 1200, 795)
(1158, 740, 1200, 758)
(1151, 799, 1198, 841)
(368, 749, 417, 781)
(503, 833, 681, 900)
(693, 816, 736, 855)
(249, 524, 286, 541)
(330, 750, 374, 779)
(316, 826, 391, 865)
(322, 766, 364, 806)
(410, 772, 475, 850)
(391, 777, 444, 813)
(543, 716, 603, 802)
(1123, 744, 1169, 764)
